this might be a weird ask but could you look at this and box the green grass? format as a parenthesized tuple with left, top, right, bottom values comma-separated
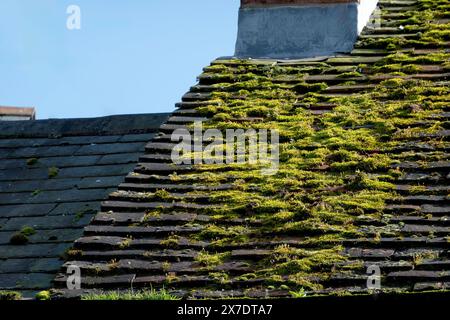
(81, 289, 180, 301)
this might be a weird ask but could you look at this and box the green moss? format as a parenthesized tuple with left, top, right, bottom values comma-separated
(153, 189, 171, 201)
(0, 291, 22, 301)
(20, 226, 36, 236)
(9, 233, 29, 245)
(294, 82, 328, 94)
(48, 167, 59, 179)
(290, 288, 307, 298)
(26, 158, 39, 166)
(160, 235, 181, 248)
(337, 71, 363, 78)
(118, 237, 133, 249)
(195, 250, 229, 269)
(212, 113, 233, 122)
(35, 290, 51, 301)
(31, 189, 41, 197)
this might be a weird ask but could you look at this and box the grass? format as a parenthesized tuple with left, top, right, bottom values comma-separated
(82, 289, 180, 301)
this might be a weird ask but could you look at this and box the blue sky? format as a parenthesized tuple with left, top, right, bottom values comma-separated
(0, 0, 239, 119)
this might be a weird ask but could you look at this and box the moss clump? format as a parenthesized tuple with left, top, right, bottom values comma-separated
(118, 237, 133, 249)
(153, 189, 171, 201)
(160, 235, 181, 248)
(9, 233, 29, 245)
(198, 225, 248, 242)
(0, 291, 22, 301)
(294, 82, 328, 94)
(26, 158, 39, 166)
(20, 226, 36, 236)
(290, 288, 307, 298)
(195, 250, 229, 269)
(64, 248, 83, 259)
(337, 72, 363, 78)
(31, 189, 41, 197)
(212, 112, 233, 122)
(48, 167, 59, 179)
(35, 291, 51, 301)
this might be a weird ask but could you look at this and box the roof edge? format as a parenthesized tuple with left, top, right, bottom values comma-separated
(0, 113, 171, 139)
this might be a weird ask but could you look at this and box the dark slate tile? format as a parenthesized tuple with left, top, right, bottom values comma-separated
(32, 189, 113, 204)
(78, 176, 125, 189)
(0, 218, 8, 230)
(0, 258, 62, 273)
(0, 159, 27, 170)
(0, 192, 33, 205)
(0, 273, 56, 290)
(97, 153, 141, 165)
(0, 138, 53, 149)
(34, 155, 101, 168)
(48, 201, 100, 216)
(0, 178, 81, 193)
(0, 135, 120, 150)
(74, 142, 145, 156)
(59, 135, 122, 145)
(1, 214, 94, 231)
(0, 113, 168, 139)
(0, 243, 71, 259)
(0, 188, 113, 205)
(30, 258, 64, 273)
(58, 164, 135, 178)
(0, 228, 84, 245)
(0, 204, 56, 218)
(0, 168, 49, 181)
(119, 133, 156, 143)
(6, 145, 80, 159)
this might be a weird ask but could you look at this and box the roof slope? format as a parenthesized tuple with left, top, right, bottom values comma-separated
(56, 0, 449, 299)
(0, 114, 168, 297)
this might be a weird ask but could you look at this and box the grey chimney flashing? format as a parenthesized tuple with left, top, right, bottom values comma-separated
(235, 0, 379, 59)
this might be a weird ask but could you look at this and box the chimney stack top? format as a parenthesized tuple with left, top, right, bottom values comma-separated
(235, 0, 379, 59)
(241, 0, 359, 7)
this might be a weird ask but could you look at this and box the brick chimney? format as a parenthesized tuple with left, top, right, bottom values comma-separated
(235, 0, 379, 59)
(0, 106, 36, 121)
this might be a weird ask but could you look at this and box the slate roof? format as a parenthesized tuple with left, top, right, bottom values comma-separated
(54, 0, 450, 299)
(0, 113, 169, 297)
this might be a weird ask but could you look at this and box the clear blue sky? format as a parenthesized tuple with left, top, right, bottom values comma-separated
(0, 0, 239, 119)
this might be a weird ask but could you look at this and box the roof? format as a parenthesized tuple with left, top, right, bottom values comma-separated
(0, 106, 36, 121)
(0, 113, 169, 297)
(53, 0, 450, 299)
(10, 0, 448, 300)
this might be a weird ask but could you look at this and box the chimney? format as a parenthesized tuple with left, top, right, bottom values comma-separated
(235, 0, 379, 59)
(0, 106, 36, 121)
